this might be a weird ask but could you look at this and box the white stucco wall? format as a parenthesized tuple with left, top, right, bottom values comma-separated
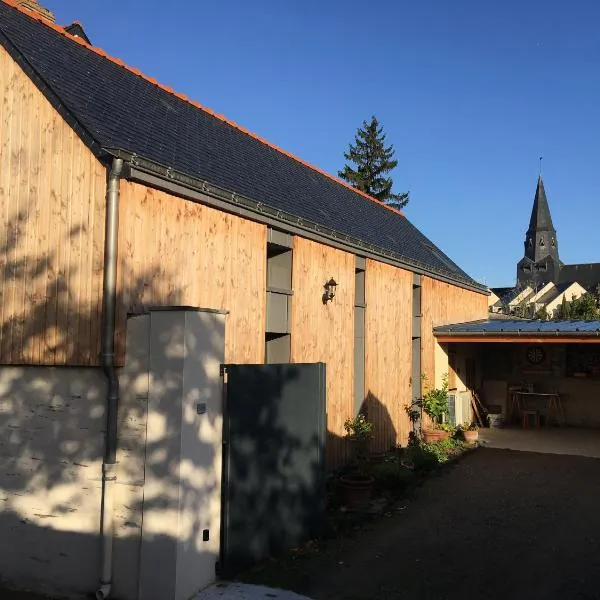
(0, 367, 106, 596)
(0, 331, 149, 600)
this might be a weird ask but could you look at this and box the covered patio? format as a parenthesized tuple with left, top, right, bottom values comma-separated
(433, 319, 600, 436)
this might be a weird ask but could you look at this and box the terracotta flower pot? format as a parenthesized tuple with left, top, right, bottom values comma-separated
(340, 474, 374, 510)
(462, 429, 479, 444)
(422, 429, 450, 443)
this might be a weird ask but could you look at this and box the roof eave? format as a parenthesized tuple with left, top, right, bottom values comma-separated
(435, 333, 600, 344)
(106, 147, 488, 295)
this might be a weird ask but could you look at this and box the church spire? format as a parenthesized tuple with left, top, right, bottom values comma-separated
(527, 176, 555, 233)
(516, 176, 561, 288)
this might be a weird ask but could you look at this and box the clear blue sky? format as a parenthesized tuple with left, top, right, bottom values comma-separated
(44, 0, 600, 287)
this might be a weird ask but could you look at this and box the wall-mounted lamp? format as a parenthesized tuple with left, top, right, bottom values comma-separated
(322, 277, 337, 304)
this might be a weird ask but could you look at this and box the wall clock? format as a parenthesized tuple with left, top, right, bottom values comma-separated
(526, 345, 545, 365)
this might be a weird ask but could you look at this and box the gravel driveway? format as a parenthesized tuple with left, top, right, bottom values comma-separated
(245, 448, 600, 600)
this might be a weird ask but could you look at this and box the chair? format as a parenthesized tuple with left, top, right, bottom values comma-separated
(522, 409, 540, 429)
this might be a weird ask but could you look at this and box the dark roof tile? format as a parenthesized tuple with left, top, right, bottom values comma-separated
(0, 0, 484, 290)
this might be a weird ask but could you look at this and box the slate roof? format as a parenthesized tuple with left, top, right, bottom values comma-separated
(0, 0, 486, 291)
(489, 287, 514, 301)
(536, 281, 571, 305)
(559, 263, 600, 291)
(434, 319, 600, 337)
(528, 176, 555, 233)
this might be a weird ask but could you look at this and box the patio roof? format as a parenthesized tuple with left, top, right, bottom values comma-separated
(434, 319, 600, 343)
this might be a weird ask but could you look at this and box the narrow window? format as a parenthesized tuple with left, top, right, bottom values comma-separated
(265, 229, 293, 363)
(354, 257, 366, 414)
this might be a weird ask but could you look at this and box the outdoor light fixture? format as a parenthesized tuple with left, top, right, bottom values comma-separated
(323, 277, 337, 304)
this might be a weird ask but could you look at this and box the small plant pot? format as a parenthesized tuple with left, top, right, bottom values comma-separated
(339, 474, 374, 510)
(461, 429, 479, 444)
(422, 429, 450, 443)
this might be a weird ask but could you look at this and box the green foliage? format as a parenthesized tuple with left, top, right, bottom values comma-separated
(405, 437, 466, 472)
(558, 295, 571, 320)
(554, 292, 600, 321)
(338, 116, 410, 208)
(372, 462, 415, 491)
(535, 305, 549, 321)
(457, 421, 478, 432)
(404, 399, 421, 424)
(420, 373, 449, 425)
(344, 413, 374, 473)
(437, 422, 455, 433)
(569, 293, 600, 320)
(344, 413, 374, 442)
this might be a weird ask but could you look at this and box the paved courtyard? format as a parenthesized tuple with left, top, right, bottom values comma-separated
(244, 447, 600, 600)
(479, 426, 600, 458)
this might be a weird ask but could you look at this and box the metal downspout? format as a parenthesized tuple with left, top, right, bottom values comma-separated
(97, 158, 123, 600)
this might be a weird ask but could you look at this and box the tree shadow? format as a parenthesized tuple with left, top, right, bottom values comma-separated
(0, 205, 337, 600)
(361, 391, 400, 455)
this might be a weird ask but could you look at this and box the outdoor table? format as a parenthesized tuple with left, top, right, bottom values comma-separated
(509, 391, 565, 427)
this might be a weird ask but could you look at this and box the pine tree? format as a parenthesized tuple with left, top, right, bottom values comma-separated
(558, 295, 571, 320)
(338, 116, 410, 208)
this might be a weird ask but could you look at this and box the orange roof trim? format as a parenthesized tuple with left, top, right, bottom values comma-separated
(2, 0, 405, 218)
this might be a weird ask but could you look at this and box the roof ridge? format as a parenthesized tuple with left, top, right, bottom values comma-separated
(1, 0, 405, 219)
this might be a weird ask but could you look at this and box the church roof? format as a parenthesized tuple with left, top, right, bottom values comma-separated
(559, 264, 600, 291)
(527, 176, 555, 233)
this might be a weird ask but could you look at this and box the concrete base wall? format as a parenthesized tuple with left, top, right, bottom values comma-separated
(0, 362, 148, 600)
(0, 366, 106, 597)
(0, 313, 150, 599)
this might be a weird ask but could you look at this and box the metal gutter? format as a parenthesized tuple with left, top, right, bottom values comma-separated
(97, 157, 123, 600)
(106, 149, 488, 295)
(434, 329, 600, 338)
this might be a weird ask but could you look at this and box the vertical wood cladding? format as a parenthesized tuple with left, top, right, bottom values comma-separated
(421, 276, 488, 386)
(365, 259, 413, 449)
(290, 236, 355, 466)
(0, 45, 106, 365)
(117, 181, 267, 365)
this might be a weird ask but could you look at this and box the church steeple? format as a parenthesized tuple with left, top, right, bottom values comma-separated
(517, 176, 561, 288)
(527, 176, 555, 236)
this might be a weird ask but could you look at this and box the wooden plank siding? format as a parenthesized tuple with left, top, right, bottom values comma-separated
(290, 236, 355, 468)
(365, 259, 413, 450)
(116, 181, 267, 365)
(421, 276, 488, 390)
(0, 45, 106, 365)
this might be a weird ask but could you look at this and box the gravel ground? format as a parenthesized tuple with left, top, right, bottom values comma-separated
(244, 448, 600, 600)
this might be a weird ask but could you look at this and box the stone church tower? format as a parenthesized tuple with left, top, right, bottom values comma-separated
(516, 176, 561, 289)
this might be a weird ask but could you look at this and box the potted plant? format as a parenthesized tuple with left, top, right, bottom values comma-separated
(458, 421, 479, 444)
(339, 413, 375, 510)
(420, 374, 451, 443)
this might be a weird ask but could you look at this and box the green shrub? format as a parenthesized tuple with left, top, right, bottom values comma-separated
(405, 438, 466, 472)
(372, 462, 415, 490)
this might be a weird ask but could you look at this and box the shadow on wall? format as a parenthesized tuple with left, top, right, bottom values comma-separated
(0, 205, 230, 599)
(221, 363, 327, 579)
(361, 391, 400, 456)
(326, 392, 401, 469)
(0, 208, 363, 599)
